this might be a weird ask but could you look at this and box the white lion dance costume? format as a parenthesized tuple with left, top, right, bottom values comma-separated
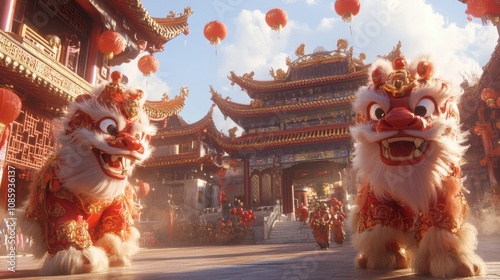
(349, 56, 485, 278)
(20, 71, 155, 275)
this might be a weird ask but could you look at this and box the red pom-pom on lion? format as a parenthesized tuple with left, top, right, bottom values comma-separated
(349, 56, 485, 278)
(19, 71, 156, 275)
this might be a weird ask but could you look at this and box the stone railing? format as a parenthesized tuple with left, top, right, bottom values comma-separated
(263, 200, 282, 239)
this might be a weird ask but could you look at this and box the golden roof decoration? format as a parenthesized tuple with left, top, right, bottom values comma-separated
(242, 71, 255, 80)
(209, 85, 222, 99)
(378, 40, 403, 61)
(269, 67, 287, 81)
(295, 43, 305, 56)
(228, 126, 238, 139)
(250, 99, 263, 108)
(178, 85, 189, 98)
(286, 39, 366, 71)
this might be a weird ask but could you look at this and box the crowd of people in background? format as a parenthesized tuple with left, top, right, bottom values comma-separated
(296, 196, 346, 250)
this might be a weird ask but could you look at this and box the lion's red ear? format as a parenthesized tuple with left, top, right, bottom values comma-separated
(67, 110, 93, 133)
(75, 94, 92, 103)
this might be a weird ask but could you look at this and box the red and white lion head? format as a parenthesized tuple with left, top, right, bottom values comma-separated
(351, 56, 467, 212)
(54, 71, 156, 199)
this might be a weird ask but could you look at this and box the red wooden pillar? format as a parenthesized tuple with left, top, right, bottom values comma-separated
(294, 189, 308, 207)
(281, 171, 293, 214)
(243, 157, 251, 210)
(85, 24, 103, 84)
(0, 0, 17, 32)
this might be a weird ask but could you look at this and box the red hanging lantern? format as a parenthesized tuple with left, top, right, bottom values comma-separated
(137, 180, 150, 198)
(203, 21, 227, 46)
(0, 88, 22, 125)
(265, 8, 288, 32)
(466, 0, 500, 20)
(138, 54, 159, 76)
(334, 0, 360, 22)
(0, 88, 21, 149)
(98, 30, 125, 60)
(481, 87, 499, 108)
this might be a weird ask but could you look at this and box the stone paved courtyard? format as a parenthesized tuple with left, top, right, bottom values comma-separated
(0, 234, 499, 280)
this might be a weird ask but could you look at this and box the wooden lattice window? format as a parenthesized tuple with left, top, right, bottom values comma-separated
(39, 0, 91, 38)
(6, 109, 54, 170)
(251, 174, 260, 205)
(262, 174, 272, 205)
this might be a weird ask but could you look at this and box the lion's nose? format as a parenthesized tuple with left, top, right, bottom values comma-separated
(376, 107, 424, 132)
(110, 132, 144, 153)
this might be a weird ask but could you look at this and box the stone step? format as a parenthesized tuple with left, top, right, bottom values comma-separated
(263, 220, 316, 244)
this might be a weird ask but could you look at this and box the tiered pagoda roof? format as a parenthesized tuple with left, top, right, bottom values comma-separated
(144, 105, 227, 171)
(210, 85, 355, 118)
(205, 122, 351, 153)
(227, 40, 368, 95)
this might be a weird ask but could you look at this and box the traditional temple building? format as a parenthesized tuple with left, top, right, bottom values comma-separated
(210, 40, 402, 215)
(459, 80, 498, 208)
(136, 101, 236, 220)
(0, 0, 191, 208)
(457, 0, 500, 206)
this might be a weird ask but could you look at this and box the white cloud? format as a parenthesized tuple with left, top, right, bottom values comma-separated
(305, 0, 318, 5)
(346, 0, 496, 85)
(316, 17, 338, 31)
(218, 9, 290, 81)
(282, 0, 318, 5)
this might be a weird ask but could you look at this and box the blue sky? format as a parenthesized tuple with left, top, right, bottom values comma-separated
(116, 0, 497, 135)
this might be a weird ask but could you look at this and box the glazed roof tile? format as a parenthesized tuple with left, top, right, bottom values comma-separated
(228, 70, 366, 95)
(210, 86, 355, 118)
(204, 122, 352, 152)
(110, 1, 191, 48)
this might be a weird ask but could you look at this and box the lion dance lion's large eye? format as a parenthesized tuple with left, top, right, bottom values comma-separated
(368, 103, 385, 120)
(98, 118, 118, 136)
(414, 98, 436, 117)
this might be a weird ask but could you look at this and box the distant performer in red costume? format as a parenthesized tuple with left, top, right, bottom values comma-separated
(20, 71, 156, 275)
(311, 203, 331, 249)
(349, 56, 485, 278)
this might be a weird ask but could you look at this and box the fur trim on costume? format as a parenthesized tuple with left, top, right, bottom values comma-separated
(94, 227, 140, 266)
(40, 246, 109, 275)
(414, 224, 485, 277)
(351, 224, 416, 269)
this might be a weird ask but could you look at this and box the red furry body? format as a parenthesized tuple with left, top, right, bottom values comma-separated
(349, 57, 485, 278)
